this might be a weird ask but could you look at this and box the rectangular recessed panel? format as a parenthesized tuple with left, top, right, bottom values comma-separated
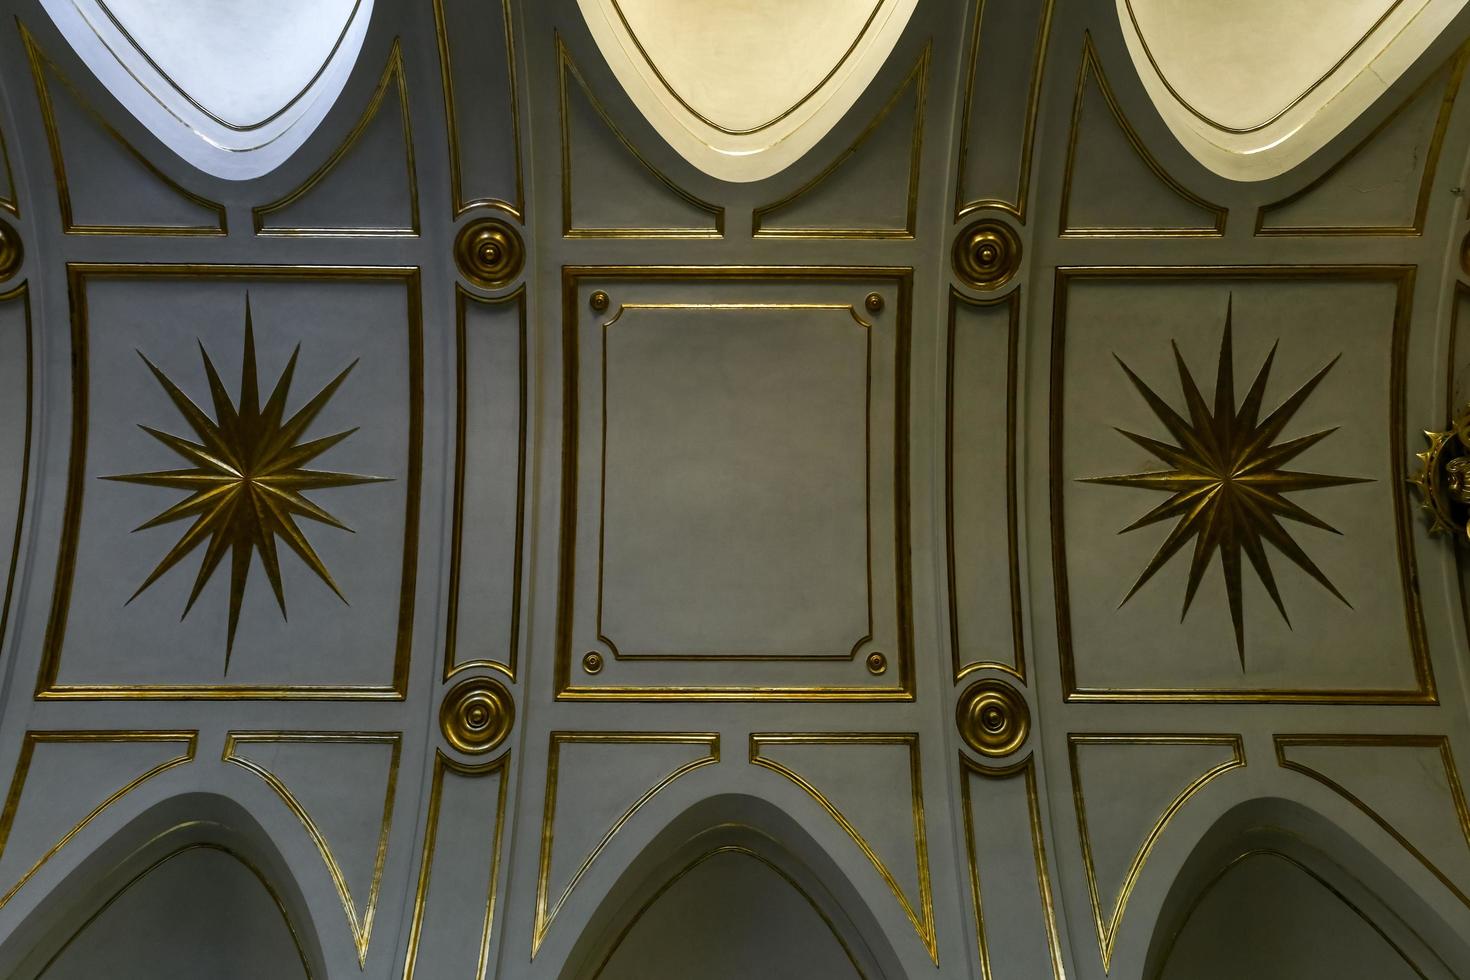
(446, 290, 525, 679)
(558, 270, 911, 699)
(949, 292, 1022, 679)
(601, 304, 869, 658)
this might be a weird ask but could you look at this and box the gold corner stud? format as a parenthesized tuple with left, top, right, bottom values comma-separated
(957, 679, 1029, 757)
(864, 292, 884, 314)
(589, 290, 610, 313)
(439, 676, 514, 754)
(952, 218, 1021, 291)
(454, 216, 524, 289)
(866, 652, 887, 674)
(0, 219, 21, 282)
(1415, 403, 1470, 541)
(581, 651, 604, 674)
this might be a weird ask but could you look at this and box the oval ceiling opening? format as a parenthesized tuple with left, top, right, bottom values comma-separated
(1117, 0, 1470, 180)
(577, 0, 919, 182)
(39, 0, 373, 180)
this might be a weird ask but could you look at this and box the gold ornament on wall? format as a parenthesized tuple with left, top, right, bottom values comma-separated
(106, 299, 388, 667)
(952, 218, 1021, 291)
(439, 676, 515, 754)
(1414, 403, 1470, 541)
(1083, 298, 1368, 662)
(454, 215, 524, 289)
(0, 219, 21, 282)
(956, 678, 1029, 757)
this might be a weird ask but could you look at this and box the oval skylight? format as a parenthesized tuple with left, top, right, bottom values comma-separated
(1116, 0, 1469, 180)
(40, 0, 372, 180)
(577, 0, 919, 182)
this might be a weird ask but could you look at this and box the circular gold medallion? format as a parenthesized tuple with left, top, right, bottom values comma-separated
(439, 676, 514, 754)
(864, 292, 884, 314)
(582, 651, 604, 674)
(952, 219, 1021, 291)
(865, 652, 887, 675)
(0, 220, 22, 283)
(454, 216, 524, 289)
(589, 290, 610, 313)
(956, 679, 1029, 757)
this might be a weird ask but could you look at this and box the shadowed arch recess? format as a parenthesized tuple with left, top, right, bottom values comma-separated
(1141, 798, 1470, 979)
(35, 843, 311, 980)
(0, 794, 330, 980)
(559, 794, 904, 980)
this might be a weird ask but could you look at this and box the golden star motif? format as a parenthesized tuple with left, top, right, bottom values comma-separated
(105, 299, 387, 668)
(1083, 298, 1369, 662)
(1412, 404, 1470, 541)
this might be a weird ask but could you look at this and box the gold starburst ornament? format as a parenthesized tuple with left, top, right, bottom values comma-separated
(107, 299, 387, 667)
(1085, 298, 1369, 662)
(1413, 404, 1470, 541)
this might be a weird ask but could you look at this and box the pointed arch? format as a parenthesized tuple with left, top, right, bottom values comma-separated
(555, 794, 906, 980)
(0, 793, 329, 979)
(1141, 797, 1470, 979)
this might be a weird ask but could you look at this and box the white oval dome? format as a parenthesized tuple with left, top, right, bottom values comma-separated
(576, 0, 919, 182)
(39, 0, 373, 179)
(1117, 0, 1470, 180)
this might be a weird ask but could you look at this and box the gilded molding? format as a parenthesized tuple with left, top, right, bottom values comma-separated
(252, 41, 419, 237)
(952, 0, 1055, 222)
(1068, 734, 1245, 972)
(0, 731, 197, 912)
(39, 264, 423, 700)
(223, 731, 401, 968)
(1050, 265, 1431, 703)
(0, 285, 31, 666)
(752, 45, 929, 240)
(20, 24, 226, 236)
(557, 37, 724, 239)
(0, 120, 16, 216)
(750, 733, 936, 964)
(444, 286, 526, 682)
(402, 750, 510, 980)
(959, 753, 1066, 980)
(439, 676, 515, 754)
(1276, 734, 1470, 910)
(1059, 35, 1227, 238)
(533, 732, 719, 954)
(946, 289, 1024, 682)
(431, 0, 524, 219)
